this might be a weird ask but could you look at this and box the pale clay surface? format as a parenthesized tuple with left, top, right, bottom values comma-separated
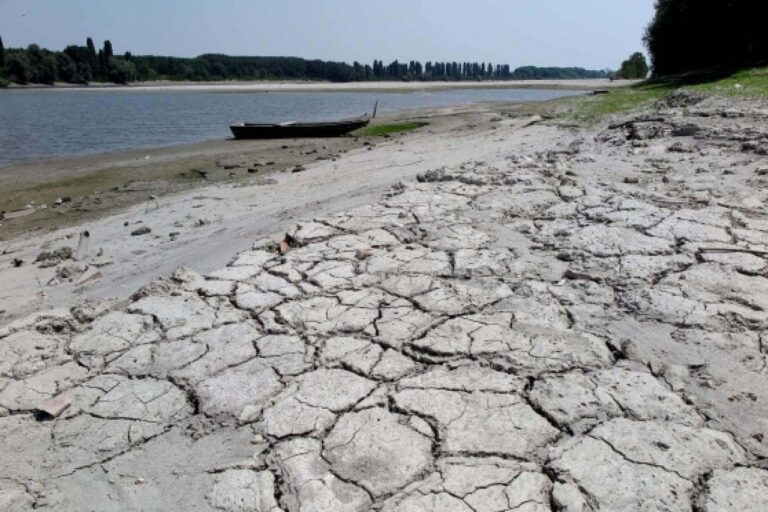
(1, 93, 768, 510)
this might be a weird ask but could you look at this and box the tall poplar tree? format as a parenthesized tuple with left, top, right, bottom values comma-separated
(104, 40, 113, 59)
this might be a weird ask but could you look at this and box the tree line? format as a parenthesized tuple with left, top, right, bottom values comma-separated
(0, 37, 137, 85)
(645, 0, 768, 76)
(0, 36, 610, 86)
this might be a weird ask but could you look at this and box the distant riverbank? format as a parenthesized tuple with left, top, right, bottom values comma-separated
(3, 78, 635, 93)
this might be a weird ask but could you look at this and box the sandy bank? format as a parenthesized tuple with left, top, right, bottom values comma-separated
(4, 78, 635, 93)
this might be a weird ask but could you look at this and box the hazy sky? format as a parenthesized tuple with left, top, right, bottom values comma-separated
(0, 0, 656, 69)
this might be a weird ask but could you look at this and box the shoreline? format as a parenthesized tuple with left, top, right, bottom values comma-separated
(0, 85, 594, 171)
(2, 78, 635, 93)
(0, 104, 505, 239)
(0, 101, 559, 321)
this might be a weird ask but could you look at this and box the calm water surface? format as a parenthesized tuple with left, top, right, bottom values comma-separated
(0, 87, 583, 166)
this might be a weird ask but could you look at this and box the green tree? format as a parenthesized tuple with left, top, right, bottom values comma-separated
(86, 37, 97, 70)
(7, 53, 32, 83)
(617, 52, 649, 79)
(645, 1, 768, 76)
(76, 61, 93, 83)
(26, 44, 57, 84)
(108, 57, 137, 84)
(97, 49, 107, 78)
(0, 35, 5, 68)
(55, 52, 78, 82)
(104, 40, 113, 59)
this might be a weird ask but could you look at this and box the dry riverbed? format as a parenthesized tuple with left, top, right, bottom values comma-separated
(1, 92, 768, 510)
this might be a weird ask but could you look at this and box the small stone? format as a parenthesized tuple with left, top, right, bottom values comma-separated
(620, 339, 647, 363)
(624, 177, 640, 184)
(36, 395, 72, 418)
(131, 226, 152, 236)
(355, 248, 373, 260)
(564, 269, 603, 282)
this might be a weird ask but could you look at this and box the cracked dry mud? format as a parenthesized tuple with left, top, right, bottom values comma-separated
(2, 93, 768, 511)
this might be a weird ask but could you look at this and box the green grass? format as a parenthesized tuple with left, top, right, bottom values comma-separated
(568, 66, 768, 124)
(686, 66, 768, 97)
(357, 122, 428, 137)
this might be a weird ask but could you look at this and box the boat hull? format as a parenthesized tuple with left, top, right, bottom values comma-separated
(230, 119, 370, 139)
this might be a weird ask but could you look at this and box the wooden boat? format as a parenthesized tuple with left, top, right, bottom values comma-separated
(231, 103, 377, 140)
(230, 117, 370, 139)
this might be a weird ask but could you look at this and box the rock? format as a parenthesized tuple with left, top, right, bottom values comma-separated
(619, 339, 646, 363)
(667, 141, 695, 153)
(563, 268, 603, 283)
(36, 395, 72, 418)
(624, 176, 640, 184)
(130, 226, 152, 236)
(355, 248, 373, 260)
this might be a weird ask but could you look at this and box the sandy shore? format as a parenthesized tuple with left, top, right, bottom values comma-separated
(6, 78, 634, 93)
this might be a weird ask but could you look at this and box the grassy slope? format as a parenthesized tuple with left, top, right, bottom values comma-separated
(568, 66, 768, 123)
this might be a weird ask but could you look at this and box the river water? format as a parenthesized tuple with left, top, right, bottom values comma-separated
(0, 87, 583, 166)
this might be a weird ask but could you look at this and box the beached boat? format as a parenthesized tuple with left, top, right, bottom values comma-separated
(231, 103, 377, 140)
(230, 116, 371, 139)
